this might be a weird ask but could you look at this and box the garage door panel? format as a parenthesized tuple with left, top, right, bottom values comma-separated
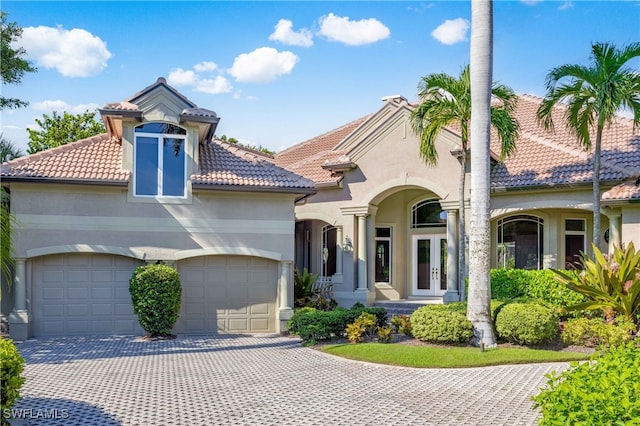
(68, 287, 89, 299)
(32, 254, 143, 337)
(68, 304, 89, 316)
(68, 270, 90, 282)
(177, 255, 277, 334)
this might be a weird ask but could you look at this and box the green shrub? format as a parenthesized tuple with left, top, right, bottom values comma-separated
(410, 306, 474, 344)
(490, 269, 586, 313)
(490, 269, 529, 300)
(562, 316, 636, 348)
(495, 303, 558, 345)
(129, 264, 182, 337)
(533, 343, 640, 424)
(1, 339, 25, 424)
(294, 268, 318, 308)
(287, 304, 388, 345)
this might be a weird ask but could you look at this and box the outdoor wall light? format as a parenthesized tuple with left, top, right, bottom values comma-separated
(343, 236, 354, 252)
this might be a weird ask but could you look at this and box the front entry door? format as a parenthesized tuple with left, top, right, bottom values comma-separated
(412, 235, 447, 296)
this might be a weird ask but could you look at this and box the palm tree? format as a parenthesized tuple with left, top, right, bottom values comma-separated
(1, 187, 16, 288)
(467, 0, 498, 348)
(0, 134, 23, 162)
(537, 42, 640, 248)
(410, 65, 519, 302)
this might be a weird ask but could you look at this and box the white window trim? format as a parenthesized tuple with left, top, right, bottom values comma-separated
(133, 130, 188, 199)
(375, 226, 393, 284)
(564, 218, 587, 267)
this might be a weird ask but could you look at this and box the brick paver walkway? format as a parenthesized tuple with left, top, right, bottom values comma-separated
(9, 335, 566, 425)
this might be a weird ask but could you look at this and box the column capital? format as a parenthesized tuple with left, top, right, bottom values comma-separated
(340, 205, 378, 217)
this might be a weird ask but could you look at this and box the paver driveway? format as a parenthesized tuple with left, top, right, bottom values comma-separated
(9, 335, 567, 425)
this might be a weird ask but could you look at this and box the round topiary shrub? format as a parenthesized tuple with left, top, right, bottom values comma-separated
(1, 339, 25, 424)
(410, 306, 474, 344)
(129, 264, 182, 337)
(495, 302, 558, 345)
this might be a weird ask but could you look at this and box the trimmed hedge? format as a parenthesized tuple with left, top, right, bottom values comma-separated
(491, 269, 585, 306)
(562, 317, 636, 348)
(129, 264, 182, 337)
(534, 343, 640, 424)
(287, 303, 387, 345)
(1, 339, 25, 424)
(410, 306, 474, 344)
(495, 302, 559, 345)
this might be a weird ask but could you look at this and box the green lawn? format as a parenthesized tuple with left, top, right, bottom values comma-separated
(322, 343, 591, 368)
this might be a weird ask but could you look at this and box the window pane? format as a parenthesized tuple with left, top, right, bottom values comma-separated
(162, 138, 185, 196)
(136, 123, 186, 135)
(375, 240, 390, 282)
(135, 137, 158, 195)
(376, 227, 391, 238)
(565, 234, 584, 269)
(417, 239, 431, 290)
(566, 219, 585, 232)
(498, 216, 543, 270)
(413, 201, 445, 228)
(322, 227, 336, 277)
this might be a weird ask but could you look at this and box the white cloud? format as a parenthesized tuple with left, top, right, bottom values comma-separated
(558, 1, 574, 10)
(194, 61, 218, 72)
(20, 26, 111, 77)
(167, 68, 197, 86)
(521, 0, 543, 5)
(431, 18, 469, 45)
(32, 100, 101, 114)
(195, 76, 233, 95)
(269, 19, 313, 47)
(228, 47, 298, 84)
(167, 63, 232, 94)
(318, 13, 390, 46)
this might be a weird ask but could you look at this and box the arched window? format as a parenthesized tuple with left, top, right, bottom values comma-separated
(411, 200, 446, 228)
(497, 215, 544, 270)
(134, 122, 187, 197)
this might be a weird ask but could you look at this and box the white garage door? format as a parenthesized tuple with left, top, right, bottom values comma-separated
(32, 254, 143, 337)
(176, 256, 278, 333)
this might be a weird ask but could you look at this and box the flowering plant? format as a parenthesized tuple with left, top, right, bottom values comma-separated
(552, 242, 640, 324)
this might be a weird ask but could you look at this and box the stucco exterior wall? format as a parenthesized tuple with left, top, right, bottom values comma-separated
(11, 183, 296, 262)
(622, 206, 640, 246)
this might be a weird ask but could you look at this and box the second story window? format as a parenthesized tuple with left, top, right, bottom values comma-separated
(134, 123, 187, 197)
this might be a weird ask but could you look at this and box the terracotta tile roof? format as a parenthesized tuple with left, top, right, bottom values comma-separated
(193, 140, 315, 191)
(491, 95, 640, 190)
(1, 135, 314, 193)
(1, 134, 129, 183)
(273, 115, 371, 184)
(272, 95, 640, 199)
(602, 179, 640, 201)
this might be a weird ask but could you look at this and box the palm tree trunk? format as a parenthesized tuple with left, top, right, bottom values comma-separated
(458, 150, 467, 301)
(468, 0, 497, 347)
(593, 125, 602, 249)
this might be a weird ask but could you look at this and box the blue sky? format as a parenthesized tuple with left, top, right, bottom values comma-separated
(2, 1, 639, 154)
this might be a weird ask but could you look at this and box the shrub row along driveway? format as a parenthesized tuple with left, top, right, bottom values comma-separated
(12, 335, 567, 425)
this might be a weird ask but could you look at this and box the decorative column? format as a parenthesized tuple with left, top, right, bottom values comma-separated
(333, 226, 344, 284)
(367, 210, 376, 291)
(9, 259, 31, 340)
(605, 209, 622, 255)
(277, 260, 293, 332)
(443, 209, 460, 302)
(356, 214, 368, 291)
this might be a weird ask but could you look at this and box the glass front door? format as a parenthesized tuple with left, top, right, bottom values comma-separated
(412, 235, 447, 296)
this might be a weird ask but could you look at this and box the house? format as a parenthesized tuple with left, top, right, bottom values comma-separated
(1, 78, 315, 340)
(3, 79, 639, 340)
(272, 94, 640, 308)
